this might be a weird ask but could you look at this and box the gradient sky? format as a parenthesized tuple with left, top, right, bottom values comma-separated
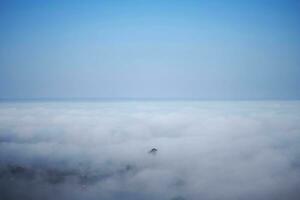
(0, 0, 300, 99)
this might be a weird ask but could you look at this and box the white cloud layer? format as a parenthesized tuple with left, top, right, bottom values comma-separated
(0, 101, 300, 200)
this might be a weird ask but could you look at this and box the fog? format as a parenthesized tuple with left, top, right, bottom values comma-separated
(0, 101, 300, 200)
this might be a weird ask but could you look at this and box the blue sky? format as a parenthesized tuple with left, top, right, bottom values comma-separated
(0, 0, 300, 99)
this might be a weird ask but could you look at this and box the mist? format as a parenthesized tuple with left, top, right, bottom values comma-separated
(0, 101, 300, 200)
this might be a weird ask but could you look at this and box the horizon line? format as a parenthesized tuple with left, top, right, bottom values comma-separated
(0, 97, 300, 102)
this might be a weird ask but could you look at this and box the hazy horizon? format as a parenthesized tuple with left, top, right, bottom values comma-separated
(1, 1, 300, 200)
(1, 97, 300, 102)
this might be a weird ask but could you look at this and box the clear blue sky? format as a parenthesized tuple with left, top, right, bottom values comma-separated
(0, 0, 300, 99)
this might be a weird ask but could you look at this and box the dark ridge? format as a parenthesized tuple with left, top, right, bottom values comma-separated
(0, 164, 138, 185)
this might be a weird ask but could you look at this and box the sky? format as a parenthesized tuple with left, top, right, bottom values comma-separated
(0, 0, 300, 100)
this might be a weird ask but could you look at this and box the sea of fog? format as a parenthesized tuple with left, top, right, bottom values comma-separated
(0, 101, 300, 200)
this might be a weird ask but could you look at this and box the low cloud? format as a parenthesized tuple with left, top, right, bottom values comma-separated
(0, 101, 300, 200)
